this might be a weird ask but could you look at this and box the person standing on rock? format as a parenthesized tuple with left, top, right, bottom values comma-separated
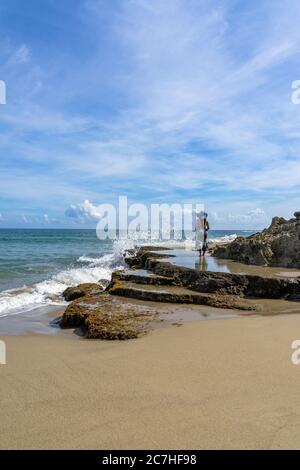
(202, 213, 210, 257)
(195, 211, 203, 254)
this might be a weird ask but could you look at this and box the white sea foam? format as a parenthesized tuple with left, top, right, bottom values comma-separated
(0, 243, 126, 317)
(0, 234, 238, 317)
(208, 234, 238, 244)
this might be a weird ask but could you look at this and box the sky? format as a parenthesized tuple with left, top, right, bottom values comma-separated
(0, 0, 300, 229)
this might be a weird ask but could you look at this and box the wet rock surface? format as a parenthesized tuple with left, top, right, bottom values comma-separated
(212, 212, 300, 268)
(60, 245, 300, 340)
(123, 247, 300, 300)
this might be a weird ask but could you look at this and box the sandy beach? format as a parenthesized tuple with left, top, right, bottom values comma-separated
(2, 0, 300, 455)
(1, 313, 300, 450)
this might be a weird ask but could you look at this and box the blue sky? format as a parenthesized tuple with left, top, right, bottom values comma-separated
(0, 0, 300, 229)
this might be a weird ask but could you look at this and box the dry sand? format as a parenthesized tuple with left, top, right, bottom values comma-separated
(1, 314, 300, 449)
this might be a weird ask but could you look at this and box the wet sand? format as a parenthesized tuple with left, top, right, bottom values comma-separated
(0, 305, 67, 336)
(2, 313, 300, 449)
(0, 298, 240, 337)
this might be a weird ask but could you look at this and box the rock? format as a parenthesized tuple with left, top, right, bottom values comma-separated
(62, 283, 104, 302)
(108, 274, 256, 311)
(125, 250, 174, 269)
(212, 213, 300, 268)
(59, 244, 300, 341)
(85, 308, 155, 340)
(111, 271, 175, 286)
(60, 292, 157, 340)
(60, 293, 112, 327)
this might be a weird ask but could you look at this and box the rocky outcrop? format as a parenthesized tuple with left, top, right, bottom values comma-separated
(212, 212, 300, 268)
(60, 242, 300, 341)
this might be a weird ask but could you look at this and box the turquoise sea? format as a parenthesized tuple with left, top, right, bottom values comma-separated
(0, 228, 255, 317)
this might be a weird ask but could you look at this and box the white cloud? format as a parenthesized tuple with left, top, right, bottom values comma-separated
(65, 199, 104, 222)
(2, 0, 300, 227)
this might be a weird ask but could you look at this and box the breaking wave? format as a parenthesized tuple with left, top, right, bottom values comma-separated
(0, 242, 127, 317)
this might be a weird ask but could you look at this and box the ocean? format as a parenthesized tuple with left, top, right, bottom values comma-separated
(0, 228, 255, 317)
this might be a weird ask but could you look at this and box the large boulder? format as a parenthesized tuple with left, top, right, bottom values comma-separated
(212, 212, 300, 268)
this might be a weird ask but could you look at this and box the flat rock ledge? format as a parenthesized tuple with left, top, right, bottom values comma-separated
(108, 272, 256, 311)
(124, 247, 300, 300)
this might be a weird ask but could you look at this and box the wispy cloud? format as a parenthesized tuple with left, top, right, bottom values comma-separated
(0, 0, 300, 227)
